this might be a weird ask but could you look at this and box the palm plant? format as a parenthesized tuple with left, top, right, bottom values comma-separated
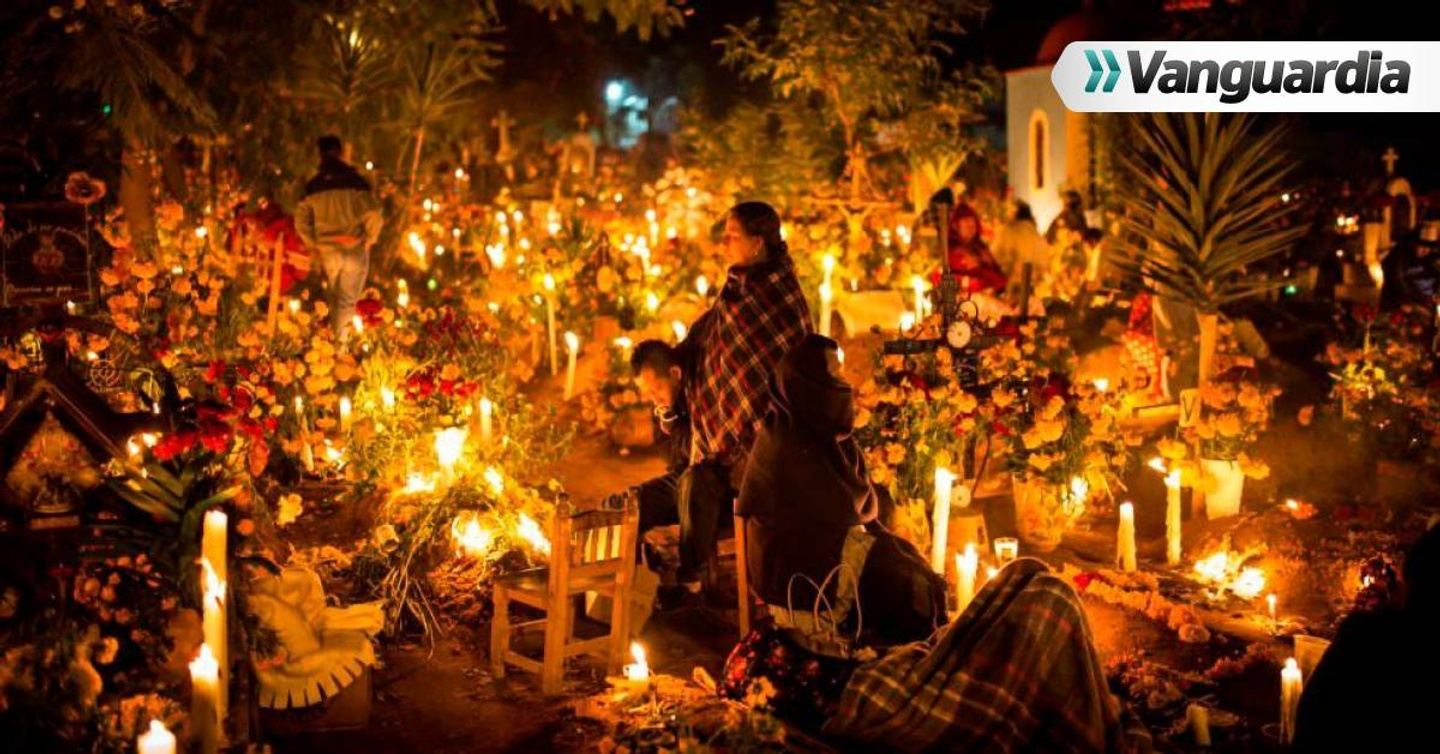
(395, 40, 498, 197)
(294, 15, 396, 142)
(1112, 113, 1305, 384)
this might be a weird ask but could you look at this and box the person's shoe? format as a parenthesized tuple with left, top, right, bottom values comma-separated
(656, 584, 704, 612)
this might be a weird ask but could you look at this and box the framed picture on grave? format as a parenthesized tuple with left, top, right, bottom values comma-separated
(0, 201, 95, 308)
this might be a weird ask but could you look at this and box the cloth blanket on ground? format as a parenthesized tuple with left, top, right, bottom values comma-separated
(822, 558, 1152, 754)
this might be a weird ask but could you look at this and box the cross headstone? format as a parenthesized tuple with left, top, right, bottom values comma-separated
(492, 110, 516, 164)
(1382, 147, 1399, 176)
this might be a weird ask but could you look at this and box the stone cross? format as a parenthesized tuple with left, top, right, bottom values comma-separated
(1382, 146, 1399, 176)
(491, 110, 516, 163)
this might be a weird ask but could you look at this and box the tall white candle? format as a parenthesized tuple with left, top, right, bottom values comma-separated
(1117, 501, 1137, 572)
(479, 397, 494, 443)
(543, 273, 558, 375)
(911, 275, 926, 319)
(955, 543, 978, 614)
(818, 282, 833, 338)
(200, 560, 227, 721)
(201, 510, 227, 586)
(137, 719, 177, 754)
(188, 644, 221, 754)
(1280, 657, 1303, 745)
(822, 253, 836, 293)
(931, 467, 955, 573)
(338, 396, 352, 432)
(1165, 470, 1182, 566)
(1187, 704, 1211, 747)
(563, 331, 580, 400)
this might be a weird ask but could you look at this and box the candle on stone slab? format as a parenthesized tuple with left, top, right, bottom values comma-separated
(1165, 470, 1182, 566)
(818, 282, 833, 338)
(1280, 657, 1303, 745)
(955, 543, 978, 614)
(542, 273, 558, 376)
(137, 719, 176, 754)
(931, 467, 955, 573)
(994, 537, 1019, 565)
(188, 644, 222, 754)
(563, 331, 580, 400)
(1117, 502, 1137, 572)
(338, 396, 352, 432)
(479, 397, 494, 443)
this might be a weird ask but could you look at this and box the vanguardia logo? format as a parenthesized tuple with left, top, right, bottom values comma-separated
(1053, 42, 1438, 112)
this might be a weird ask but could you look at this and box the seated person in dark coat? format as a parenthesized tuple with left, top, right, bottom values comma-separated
(1293, 522, 1440, 753)
(737, 334, 945, 644)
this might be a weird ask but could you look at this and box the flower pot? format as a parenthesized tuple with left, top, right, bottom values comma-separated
(1200, 458, 1245, 520)
(1011, 476, 1071, 552)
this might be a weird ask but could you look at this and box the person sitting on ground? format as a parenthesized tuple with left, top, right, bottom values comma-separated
(941, 201, 1007, 295)
(737, 334, 945, 646)
(295, 135, 382, 341)
(719, 557, 1153, 753)
(1293, 523, 1440, 753)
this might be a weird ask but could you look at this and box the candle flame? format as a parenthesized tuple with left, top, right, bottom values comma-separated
(434, 427, 468, 471)
(564, 331, 580, 353)
(403, 473, 437, 494)
(645, 291, 660, 313)
(452, 513, 494, 557)
(695, 275, 709, 297)
(483, 466, 505, 497)
(1147, 457, 1167, 473)
(381, 386, 397, 411)
(542, 273, 556, 292)
(671, 321, 687, 342)
(630, 641, 646, 667)
(1194, 550, 1266, 599)
(517, 512, 551, 556)
(1093, 377, 1110, 393)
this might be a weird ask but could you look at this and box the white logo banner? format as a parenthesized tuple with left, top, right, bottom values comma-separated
(1052, 42, 1440, 112)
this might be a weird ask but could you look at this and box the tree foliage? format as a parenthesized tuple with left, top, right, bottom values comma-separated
(1111, 113, 1306, 312)
(717, 0, 992, 200)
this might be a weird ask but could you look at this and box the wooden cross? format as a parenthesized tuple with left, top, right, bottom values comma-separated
(1382, 146, 1399, 176)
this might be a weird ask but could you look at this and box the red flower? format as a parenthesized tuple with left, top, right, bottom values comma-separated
(356, 297, 384, 325)
(153, 431, 199, 461)
(237, 417, 265, 441)
(204, 360, 226, 384)
(198, 419, 233, 453)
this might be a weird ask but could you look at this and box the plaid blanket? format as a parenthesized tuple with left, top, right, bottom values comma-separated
(823, 558, 1152, 754)
(684, 252, 811, 469)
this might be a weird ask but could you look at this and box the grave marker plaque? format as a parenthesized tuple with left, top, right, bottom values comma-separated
(1, 201, 95, 308)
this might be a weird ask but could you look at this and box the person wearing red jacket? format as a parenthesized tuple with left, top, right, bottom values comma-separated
(937, 202, 1006, 295)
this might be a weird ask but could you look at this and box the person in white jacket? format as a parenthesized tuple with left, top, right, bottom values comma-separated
(295, 135, 383, 341)
(992, 202, 1051, 302)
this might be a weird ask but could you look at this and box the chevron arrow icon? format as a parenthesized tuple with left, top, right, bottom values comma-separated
(1084, 49, 1122, 93)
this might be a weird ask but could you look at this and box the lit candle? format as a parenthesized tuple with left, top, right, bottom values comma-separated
(188, 644, 221, 754)
(955, 543, 978, 614)
(671, 320, 687, 343)
(202, 510, 227, 587)
(479, 397, 493, 443)
(351, 314, 364, 337)
(695, 275, 709, 297)
(623, 641, 650, 686)
(993, 537, 1019, 565)
(200, 560, 227, 721)
(288, 298, 301, 315)
(1117, 502, 1137, 572)
(338, 396, 352, 432)
(380, 386, 397, 413)
(911, 275, 926, 319)
(1280, 657, 1303, 745)
(899, 311, 916, 334)
(818, 282, 833, 338)
(931, 467, 955, 573)
(434, 427, 468, 482)
(822, 253, 836, 290)
(563, 331, 580, 400)
(1267, 593, 1278, 632)
(614, 336, 634, 362)
(137, 719, 176, 754)
(543, 273, 558, 376)
(1165, 470, 1182, 566)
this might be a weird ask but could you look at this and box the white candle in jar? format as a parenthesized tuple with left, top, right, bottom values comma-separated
(1165, 470, 1182, 566)
(622, 641, 650, 689)
(955, 543, 978, 614)
(137, 719, 177, 754)
(931, 467, 955, 573)
(563, 331, 580, 400)
(188, 644, 222, 754)
(1117, 502, 1137, 572)
(1280, 657, 1303, 745)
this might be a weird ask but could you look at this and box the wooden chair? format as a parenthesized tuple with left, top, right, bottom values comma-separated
(490, 506, 639, 695)
(706, 513, 753, 638)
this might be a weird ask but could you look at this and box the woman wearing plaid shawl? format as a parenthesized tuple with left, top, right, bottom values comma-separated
(666, 202, 812, 606)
